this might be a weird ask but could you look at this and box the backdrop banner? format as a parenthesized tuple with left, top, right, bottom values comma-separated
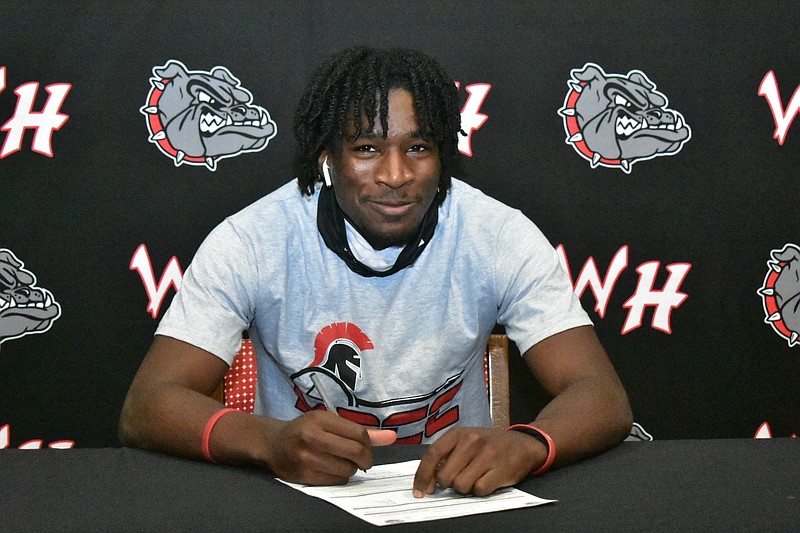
(1, 0, 798, 448)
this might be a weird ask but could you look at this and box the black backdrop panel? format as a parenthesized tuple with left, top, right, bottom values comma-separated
(1, 1, 798, 447)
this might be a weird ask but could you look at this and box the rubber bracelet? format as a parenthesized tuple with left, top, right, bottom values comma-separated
(507, 424, 556, 476)
(201, 408, 238, 463)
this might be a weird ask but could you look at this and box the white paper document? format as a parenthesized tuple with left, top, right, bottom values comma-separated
(279, 459, 555, 526)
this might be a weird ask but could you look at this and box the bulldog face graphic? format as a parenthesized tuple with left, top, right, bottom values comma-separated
(759, 244, 800, 346)
(142, 60, 277, 170)
(0, 249, 61, 345)
(560, 63, 691, 173)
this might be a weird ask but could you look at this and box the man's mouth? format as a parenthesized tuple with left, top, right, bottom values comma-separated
(368, 200, 416, 217)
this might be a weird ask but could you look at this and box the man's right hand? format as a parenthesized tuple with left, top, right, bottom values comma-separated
(260, 410, 397, 485)
(119, 335, 397, 486)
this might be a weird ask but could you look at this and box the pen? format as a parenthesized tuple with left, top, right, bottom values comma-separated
(311, 373, 371, 472)
(310, 373, 338, 414)
(310, 373, 396, 471)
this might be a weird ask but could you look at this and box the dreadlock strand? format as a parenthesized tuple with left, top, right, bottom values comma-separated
(293, 47, 461, 202)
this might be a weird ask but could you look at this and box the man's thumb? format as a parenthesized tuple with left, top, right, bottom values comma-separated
(367, 428, 397, 446)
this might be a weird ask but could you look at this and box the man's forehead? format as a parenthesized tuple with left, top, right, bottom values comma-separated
(344, 105, 431, 140)
(345, 122, 431, 140)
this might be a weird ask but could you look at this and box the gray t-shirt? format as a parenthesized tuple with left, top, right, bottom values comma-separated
(157, 178, 591, 443)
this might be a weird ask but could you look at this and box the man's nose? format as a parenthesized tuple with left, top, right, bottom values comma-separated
(374, 150, 413, 188)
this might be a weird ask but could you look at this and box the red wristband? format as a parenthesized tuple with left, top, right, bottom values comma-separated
(201, 408, 238, 463)
(507, 424, 556, 476)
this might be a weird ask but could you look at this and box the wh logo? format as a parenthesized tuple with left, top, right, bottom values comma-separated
(456, 82, 491, 157)
(0, 423, 74, 449)
(759, 71, 800, 145)
(0, 67, 71, 158)
(130, 244, 183, 318)
(132, 242, 690, 335)
(557, 245, 690, 334)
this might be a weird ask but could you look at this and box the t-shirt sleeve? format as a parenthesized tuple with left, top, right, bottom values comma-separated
(155, 219, 257, 365)
(494, 211, 592, 355)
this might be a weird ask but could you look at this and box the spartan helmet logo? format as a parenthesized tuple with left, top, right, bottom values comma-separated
(321, 339, 363, 390)
(311, 322, 374, 392)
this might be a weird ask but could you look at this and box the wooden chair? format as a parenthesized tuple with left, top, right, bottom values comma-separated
(485, 333, 510, 428)
(214, 334, 511, 428)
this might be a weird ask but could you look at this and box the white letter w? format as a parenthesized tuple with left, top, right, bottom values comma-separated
(758, 70, 800, 145)
(130, 244, 183, 318)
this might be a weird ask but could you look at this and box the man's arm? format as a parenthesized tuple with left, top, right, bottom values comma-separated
(119, 335, 395, 485)
(520, 324, 633, 465)
(413, 325, 632, 497)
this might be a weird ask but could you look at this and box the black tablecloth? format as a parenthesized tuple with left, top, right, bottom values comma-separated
(2, 439, 798, 532)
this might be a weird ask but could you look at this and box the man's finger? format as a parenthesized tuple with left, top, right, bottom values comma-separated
(435, 445, 475, 489)
(301, 412, 376, 471)
(469, 469, 507, 497)
(412, 456, 439, 498)
(367, 429, 397, 446)
(306, 451, 362, 480)
(412, 437, 457, 497)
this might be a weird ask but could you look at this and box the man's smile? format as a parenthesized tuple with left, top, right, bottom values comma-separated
(367, 199, 417, 217)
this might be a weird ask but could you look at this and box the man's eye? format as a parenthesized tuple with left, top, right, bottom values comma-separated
(408, 144, 429, 152)
(354, 145, 376, 153)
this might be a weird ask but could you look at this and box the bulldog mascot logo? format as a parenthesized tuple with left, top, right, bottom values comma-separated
(559, 63, 691, 173)
(0, 249, 61, 345)
(759, 243, 800, 347)
(142, 60, 277, 170)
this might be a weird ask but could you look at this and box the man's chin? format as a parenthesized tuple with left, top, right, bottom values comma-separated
(361, 227, 416, 250)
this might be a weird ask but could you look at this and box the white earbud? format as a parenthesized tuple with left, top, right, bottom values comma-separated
(322, 158, 332, 187)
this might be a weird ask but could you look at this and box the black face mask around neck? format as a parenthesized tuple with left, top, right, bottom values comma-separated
(316, 186, 438, 277)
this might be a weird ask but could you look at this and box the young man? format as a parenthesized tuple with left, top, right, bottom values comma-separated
(119, 47, 632, 497)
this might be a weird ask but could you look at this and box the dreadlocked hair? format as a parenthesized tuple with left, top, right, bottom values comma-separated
(293, 47, 462, 205)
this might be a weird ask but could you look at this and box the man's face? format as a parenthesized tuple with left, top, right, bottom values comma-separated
(322, 89, 441, 250)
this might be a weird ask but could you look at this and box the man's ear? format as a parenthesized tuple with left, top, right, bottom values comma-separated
(317, 150, 330, 176)
(318, 150, 332, 187)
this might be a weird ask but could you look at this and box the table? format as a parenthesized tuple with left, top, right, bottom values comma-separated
(2, 439, 797, 531)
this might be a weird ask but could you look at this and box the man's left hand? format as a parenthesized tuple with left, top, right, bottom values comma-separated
(412, 427, 546, 497)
